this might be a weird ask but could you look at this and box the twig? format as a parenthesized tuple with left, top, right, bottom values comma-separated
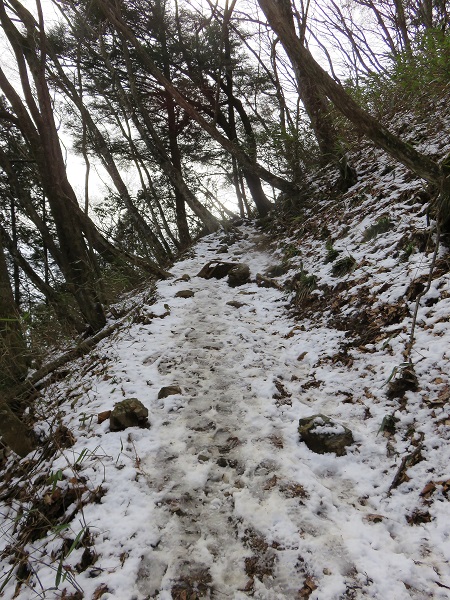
(404, 220, 440, 363)
(388, 444, 422, 493)
(7, 295, 156, 405)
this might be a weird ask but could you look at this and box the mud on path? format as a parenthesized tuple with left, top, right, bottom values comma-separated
(137, 233, 319, 597)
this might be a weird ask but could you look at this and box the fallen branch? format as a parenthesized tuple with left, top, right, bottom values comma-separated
(388, 444, 423, 493)
(8, 295, 157, 405)
(405, 220, 440, 363)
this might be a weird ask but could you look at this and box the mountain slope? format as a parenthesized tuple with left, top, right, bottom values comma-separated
(1, 200, 450, 599)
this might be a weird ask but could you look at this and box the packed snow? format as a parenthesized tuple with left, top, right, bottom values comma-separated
(1, 210, 450, 598)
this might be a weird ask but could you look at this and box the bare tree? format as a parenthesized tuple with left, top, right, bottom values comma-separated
(0, 0, 106, 331)
(257, 0, 450, 227)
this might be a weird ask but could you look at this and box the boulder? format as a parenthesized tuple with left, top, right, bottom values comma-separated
(197, 261, 238, 280)
(298, 414, 353, 456)
(228, 264, 250, 287)
(158, 385, 182, 399)
(110, 398, 149, 431)
(175, 289, 195, 298)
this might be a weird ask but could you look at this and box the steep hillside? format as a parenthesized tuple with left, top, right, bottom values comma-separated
(1, 108, 450, 599)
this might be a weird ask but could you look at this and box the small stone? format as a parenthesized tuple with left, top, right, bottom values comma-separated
(97, 410, 111, 424)
(228, 263, 250, 287)
(198, 454, 210, 463)
(175, 289, 194, 298)
(217, 457, 228, 467)
(265, 264, 289, 277)
(110, 398, 149, 432)
(298, 414, 353, 456)
(226, 300, 246, 308)
(158, 385, 182, 399)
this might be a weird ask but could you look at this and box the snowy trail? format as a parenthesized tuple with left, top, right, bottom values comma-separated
(3, 224, 449, 600)
(113, 225, 445, 599)
(138, 243, 317, 597)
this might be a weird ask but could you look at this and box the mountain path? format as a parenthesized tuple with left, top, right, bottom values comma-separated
(128, 227, 395, 599)
(6, 224, 447, 600)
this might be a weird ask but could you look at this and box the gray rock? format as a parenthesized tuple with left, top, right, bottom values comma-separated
(158, 385, 182, 399)
(175, 289, 195, 298)
(110, 398, 149, 431)
(197, 261, 237, 279)
(298, 414, 353, 456)
(226, 300, 246, 308)
(228, 263, 250, 287)
(265, 264, 290, 277)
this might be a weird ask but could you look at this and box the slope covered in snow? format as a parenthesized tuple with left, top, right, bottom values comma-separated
(1, 179, 450, 600)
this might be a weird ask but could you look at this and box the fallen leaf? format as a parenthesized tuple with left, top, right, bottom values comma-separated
(364, 514, 384, 523)
(263, 475, 277, 490)
(298, 575, 317, 597)
(420, 481, 436, 497)
(93, 584, 109, 600)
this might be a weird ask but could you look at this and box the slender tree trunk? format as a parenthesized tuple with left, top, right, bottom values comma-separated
(118, 41, 220, 233)
(0, 224, 84, 332)
(0, 147, 65, 271)
(0, 1, 106, 331)
(232, 157, 246, 217)
(0, 238, 28, 388)
(95, 0, 297, 196)
(9, 197, 20, 306)
(154, 0, 192, 247)
(222, 28, 273, 215)
(392, 0, 412, 54)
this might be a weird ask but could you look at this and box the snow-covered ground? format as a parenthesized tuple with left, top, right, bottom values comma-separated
(1, 209, 449, 598)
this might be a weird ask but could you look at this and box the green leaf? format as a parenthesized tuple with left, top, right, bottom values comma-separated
(52, 523, 71, 535)
(66, 527, 85, 557)
(55, 560, 64, 588)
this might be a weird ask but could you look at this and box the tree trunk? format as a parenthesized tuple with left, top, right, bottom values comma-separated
(95, 0, 297, 197)
(154, 0, 192, 247)
(0, 1, 106, 332)
(0, 239, 28, 389)
(118, 41, 220, 233)
(0, 223, 84, 332)
(222, 28, 273, 215)
(257, 0, 443, 187)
